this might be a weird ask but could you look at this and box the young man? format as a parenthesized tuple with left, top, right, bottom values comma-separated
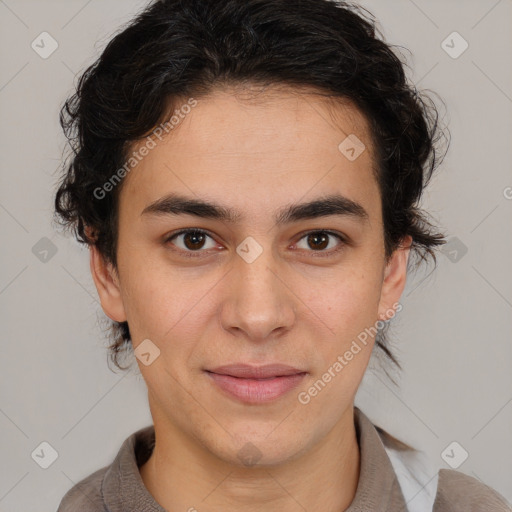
(54, 0, 511, 510)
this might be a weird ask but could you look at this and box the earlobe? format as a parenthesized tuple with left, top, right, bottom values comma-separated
(378, 236, 412, 320)
(89, 245, 127, 323)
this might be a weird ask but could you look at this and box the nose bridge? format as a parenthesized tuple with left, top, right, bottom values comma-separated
(221, 235, 295, 340)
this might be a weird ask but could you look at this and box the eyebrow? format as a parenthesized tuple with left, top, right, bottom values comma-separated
(141, 192, 369, 225)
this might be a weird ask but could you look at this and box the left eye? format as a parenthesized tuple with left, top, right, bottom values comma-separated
(295, 231, 345, 252)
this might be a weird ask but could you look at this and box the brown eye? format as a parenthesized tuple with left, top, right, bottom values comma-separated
(166, 229, 217, 252)
(307, 232, 329, 250)
(182, 231, 206, 250)
(295, 230, 345, 254)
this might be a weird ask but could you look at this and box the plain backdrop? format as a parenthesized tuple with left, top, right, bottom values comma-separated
(0, 0, 511, 510)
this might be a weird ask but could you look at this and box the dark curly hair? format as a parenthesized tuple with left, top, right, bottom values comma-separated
(54, 0, 449, 383)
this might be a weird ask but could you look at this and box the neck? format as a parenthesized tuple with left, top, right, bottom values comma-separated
(140, 405, 360, 512)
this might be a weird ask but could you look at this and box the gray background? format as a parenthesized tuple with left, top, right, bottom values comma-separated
(0, 0, 511, 510)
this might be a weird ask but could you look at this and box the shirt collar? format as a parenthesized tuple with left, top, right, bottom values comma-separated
(345, 407, 408, 511)
(101, 406, 408, 511)
(102, 423, 165, 511)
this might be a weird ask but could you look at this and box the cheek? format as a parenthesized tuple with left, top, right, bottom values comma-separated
(117, 250, 224, 376)
(307, 266, 383, 337)
(299, 273, 383, 408)
(116, 251, 193, 343)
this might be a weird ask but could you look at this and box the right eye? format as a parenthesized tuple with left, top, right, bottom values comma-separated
(164, 229, 220, 255)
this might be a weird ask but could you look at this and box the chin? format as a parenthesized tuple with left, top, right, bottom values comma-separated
(206, 427, 311, 469)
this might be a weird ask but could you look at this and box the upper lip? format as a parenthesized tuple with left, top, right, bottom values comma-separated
(206, 364, 307, 379)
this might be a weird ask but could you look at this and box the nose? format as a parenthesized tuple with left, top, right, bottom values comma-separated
(219, 239, 296, 342)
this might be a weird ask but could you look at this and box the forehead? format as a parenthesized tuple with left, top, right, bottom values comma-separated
(119, 86, 380, 223)
(156, 85, 374, 163)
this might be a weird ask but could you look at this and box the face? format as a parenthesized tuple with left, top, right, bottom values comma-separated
(90, 85, 410, 467)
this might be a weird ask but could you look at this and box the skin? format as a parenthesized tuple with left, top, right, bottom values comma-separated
(90, 85, 411, 512)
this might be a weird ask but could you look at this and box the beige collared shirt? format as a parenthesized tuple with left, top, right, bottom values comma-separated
(57, 407, 511, 511)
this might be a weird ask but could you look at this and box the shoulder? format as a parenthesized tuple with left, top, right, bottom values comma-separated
(56, 425, 155, 511)
(56, 466, 109, 512)
(381, 435, 510, 511)
(433, 468, 512, 511)
(363, 410, 510, 511)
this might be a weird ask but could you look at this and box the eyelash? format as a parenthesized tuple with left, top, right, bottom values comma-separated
(163, 228, 347, 258)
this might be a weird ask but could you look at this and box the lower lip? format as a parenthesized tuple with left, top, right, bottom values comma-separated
(205, 371, 307, 404)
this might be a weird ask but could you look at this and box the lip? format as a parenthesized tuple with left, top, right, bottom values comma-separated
(205, 364, 307, 404)
(207, 363, 306, 379)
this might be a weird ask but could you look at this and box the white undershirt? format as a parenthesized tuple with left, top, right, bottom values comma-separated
(383, 444, 439, 511)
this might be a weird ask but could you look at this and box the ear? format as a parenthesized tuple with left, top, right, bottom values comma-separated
(377, 236, 412, 320)
(89, 244, 127, 323)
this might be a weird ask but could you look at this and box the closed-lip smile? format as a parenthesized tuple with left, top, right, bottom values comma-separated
(205, 364, 308, 403)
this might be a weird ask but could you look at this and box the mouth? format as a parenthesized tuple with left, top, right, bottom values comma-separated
(206, 363, 307, 379)
(204, 364, 308, 404)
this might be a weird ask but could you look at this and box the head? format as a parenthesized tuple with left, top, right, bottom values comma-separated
(55, 0, 448, 463)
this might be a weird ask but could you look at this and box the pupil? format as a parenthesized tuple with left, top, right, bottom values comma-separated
(308, 232, 328, 250)
(185, 231, 205, 250)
